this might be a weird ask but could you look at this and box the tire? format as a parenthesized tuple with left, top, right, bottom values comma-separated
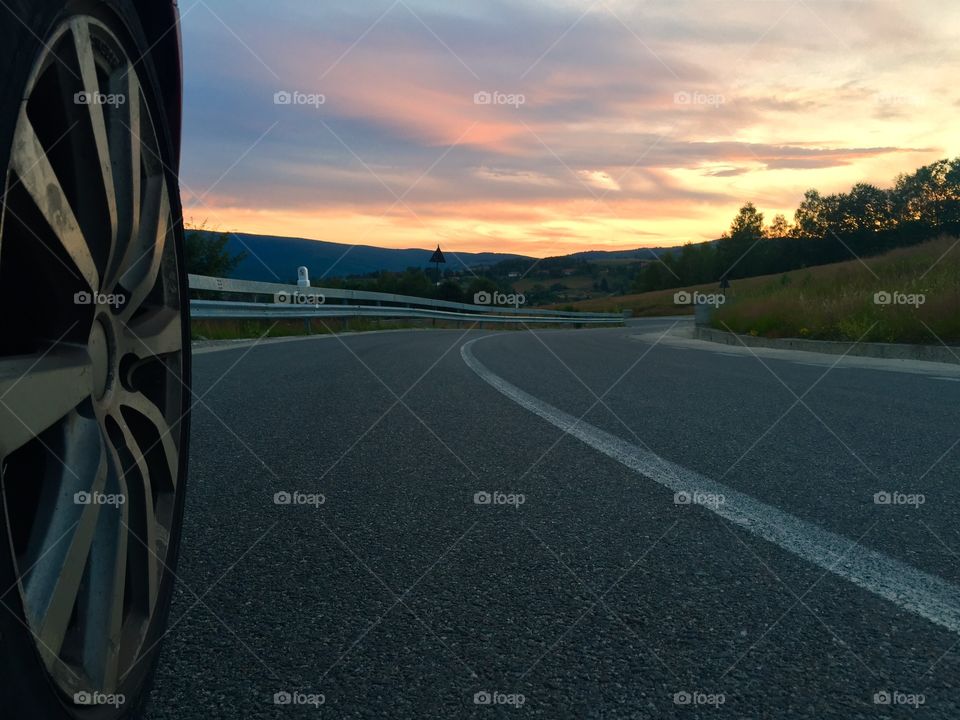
(0, 1, 189, 718)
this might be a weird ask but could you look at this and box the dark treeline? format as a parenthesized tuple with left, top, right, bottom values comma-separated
(635, 157, 960, 293)
(318, 268, 505, 305)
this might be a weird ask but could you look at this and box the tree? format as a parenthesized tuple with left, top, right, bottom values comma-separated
(894, 159, 960, 229)
(465, 277, 498, 302)
(841, 183, 894, 232)
(436, 279, 465, 303)
(766, 214, 790, 238)
(395, 268, 434, 298)
(729, 202, 764, 239)
(184, 228, 248, 277)
(792, 189, 828, 238)
(718, 203, 764, 278)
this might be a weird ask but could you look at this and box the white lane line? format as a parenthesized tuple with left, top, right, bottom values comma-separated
(461, 338, 960, 637)
(933, 377, 960, 383)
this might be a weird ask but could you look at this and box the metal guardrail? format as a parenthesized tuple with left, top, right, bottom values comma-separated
(188, 274, 625, 326)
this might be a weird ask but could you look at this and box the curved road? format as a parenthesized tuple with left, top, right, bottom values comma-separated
(142, 318, 960, 718)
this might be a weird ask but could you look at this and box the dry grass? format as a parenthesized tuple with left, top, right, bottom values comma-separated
(712, 236, 960, 344)
(552, 236, 960, 344)
(191, 317, 423, 341)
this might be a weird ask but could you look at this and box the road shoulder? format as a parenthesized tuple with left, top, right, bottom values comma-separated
(631, 324, 960, 377)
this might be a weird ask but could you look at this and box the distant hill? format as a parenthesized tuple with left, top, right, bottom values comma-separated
(563, 242, 718, 262)
(194, 230, 706, 283)
(210, 232, 535, 282)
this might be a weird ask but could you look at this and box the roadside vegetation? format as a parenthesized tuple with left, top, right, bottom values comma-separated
(563, 237, 960, 345)
(711, 236, 960, 344)
(192, 317, 432, 341)
(185, 221, 248, 277)
(190, 316, 594, 342)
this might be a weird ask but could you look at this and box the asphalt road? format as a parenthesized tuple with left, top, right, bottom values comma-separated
(142, 318, 960, 719)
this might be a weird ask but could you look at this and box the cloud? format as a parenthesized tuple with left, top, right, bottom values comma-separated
(179, 0, 960, 255)
(577, 170, 621, 192)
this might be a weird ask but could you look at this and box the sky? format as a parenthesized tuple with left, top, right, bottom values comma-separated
(178, 0, 960, 257)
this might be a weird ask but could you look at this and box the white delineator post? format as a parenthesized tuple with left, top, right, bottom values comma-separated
(297, 266, 312, 333)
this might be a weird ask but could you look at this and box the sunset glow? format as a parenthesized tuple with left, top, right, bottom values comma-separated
(180, 0, 960, 257)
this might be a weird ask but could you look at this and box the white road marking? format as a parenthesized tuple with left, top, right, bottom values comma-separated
(932, 377, 960, 383)
(461, 338, 960, 637)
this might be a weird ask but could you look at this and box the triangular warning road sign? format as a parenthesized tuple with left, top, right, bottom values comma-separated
(429, 246, 446, 264)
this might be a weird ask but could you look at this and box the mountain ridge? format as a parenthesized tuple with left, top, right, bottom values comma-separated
(200, 230, 693, 282)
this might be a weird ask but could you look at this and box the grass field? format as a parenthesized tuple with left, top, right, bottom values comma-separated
(190, 316, 602, 341)
(191, 317, 423, 341)
(553, 236, 960, 345)
(712, 236, 960, 344)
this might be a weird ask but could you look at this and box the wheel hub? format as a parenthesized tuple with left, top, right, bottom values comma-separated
(88, 314, 115, 401)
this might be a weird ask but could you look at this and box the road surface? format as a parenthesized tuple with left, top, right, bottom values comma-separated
(142, 318, 960, 718)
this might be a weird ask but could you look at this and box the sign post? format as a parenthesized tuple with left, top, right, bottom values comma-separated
(429, 245, 446, 286)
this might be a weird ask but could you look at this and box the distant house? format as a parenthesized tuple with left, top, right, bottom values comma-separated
(507, 271, 520, 278)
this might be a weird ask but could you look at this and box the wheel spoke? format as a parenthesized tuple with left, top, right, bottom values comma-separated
(123, 305, 183, 359)
(118, 390, 179, 490)
(91, 438, 128, 692)
(119, 179, 169, 320)
(31, 439, 108, 664)
(102, 515, 128, 694)
(70, 18, 117, 251)
(10, 110, 100, 292)
(104, 69, 142, 290)
(112, 411, 160, 613)
(0, 347, 93, 458)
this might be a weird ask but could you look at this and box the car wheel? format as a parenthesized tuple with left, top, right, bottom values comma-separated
(0, 1, 189, 717)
